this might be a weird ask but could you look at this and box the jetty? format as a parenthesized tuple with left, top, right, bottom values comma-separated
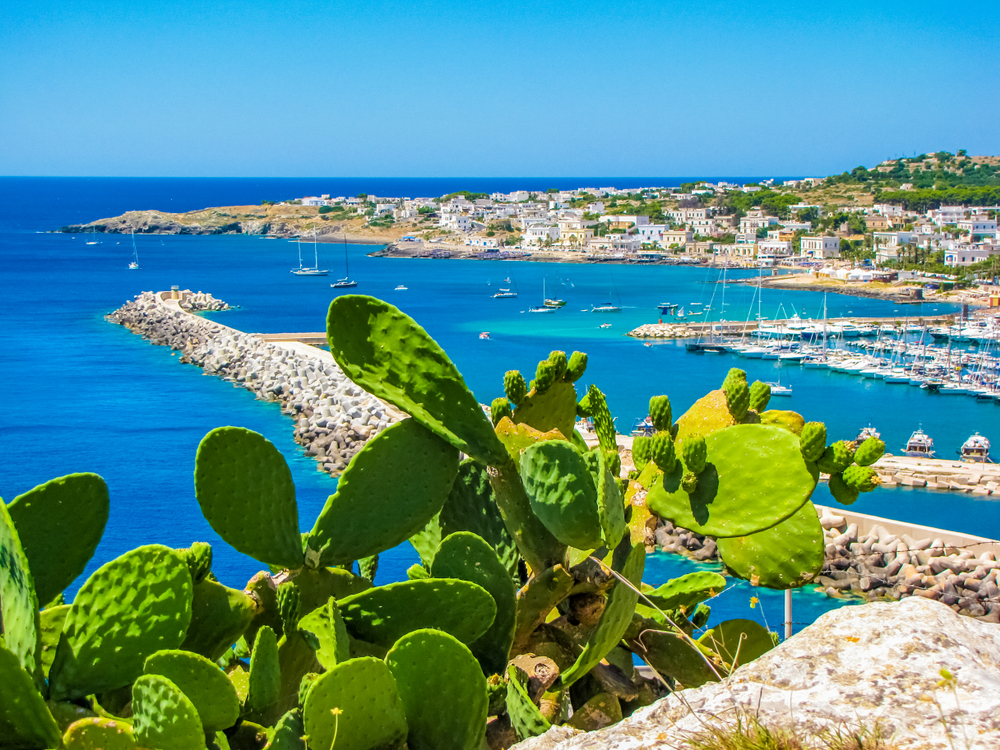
(628, 314, 958, 340)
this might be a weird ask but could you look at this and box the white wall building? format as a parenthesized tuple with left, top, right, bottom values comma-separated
(800, 236, 841, 260)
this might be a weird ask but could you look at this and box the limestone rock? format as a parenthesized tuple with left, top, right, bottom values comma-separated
(513, 597, 1000, 750)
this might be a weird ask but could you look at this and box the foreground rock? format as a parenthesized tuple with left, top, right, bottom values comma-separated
(107, 291, 398, 474)
(515, 597, 1000, 749)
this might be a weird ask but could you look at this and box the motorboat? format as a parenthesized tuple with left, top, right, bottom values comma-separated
(544, 299, 567, 308)
(959, 433, 991, 463)
(902, 429, 935, 458)
(765, 382, 792, 396)
(852, 425, 880, 449)
(394, 285, 408, 291)
(493, 277, 518, 298)
(631, 416, 656, 437)
(528, 305, 556, 314)
(479, 332, 490, 340)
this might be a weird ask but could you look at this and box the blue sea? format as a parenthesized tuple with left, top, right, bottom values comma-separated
(2, 177, 997, 635)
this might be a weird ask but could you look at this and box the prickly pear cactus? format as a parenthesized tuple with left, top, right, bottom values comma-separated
(650, 433, 676, 473)
(586, 385, 617, 452)
(504, 370, 528, 404)
(265, 709, 305, 750)
(431, 532, 516, 676)
(716, 501, 825, 589)
(298, 597, 349, 670)
(681, 435, 707, 475)
(7, 472, 109, 608)
(0, 639, 61, 749)
(39, 603, 70, 675)
(144, 649, 240, 732)
(181, 577, 257, 662)
(338, 579, 497, 647)
(307, 419, 459, 567)
(748, 381, 771, 414)
(673, 389, 738, 444)
(854, 437, 886, 466)
(0, 500, 40, 680)
(647, 425, 817, 538)
(386, 629, 488, 750)
(277, 583, 300, 636)
(506, 664, 552, 740)
(512, 380, 578, 440)
(817, 440, 855, 475)
(649, 395, 672, 432)
(565, 351, 588, 382)
(723, 378, 750, 420)
(491, 397, 513, 426)
(62, 717, 137, 749)
(49, 544, 193, 701)
(828, 471, 859, 505)
(326, 295, 508, 465)
(132, 674, 206, 750)
(642, 571, 725, 613)
(533, 359, 558, 392)
(699, 619, 775, 670)
(521, 440, 604, 550)
(246, 626, 281, 718)
(595, 447, 627, 551)
(631, 435, 652, 471)
(843, 464, 880, 493)
(799, 422, 827, 462)
(302, 657, 408, 750)
(547, 350, 568, 380)
(180, 541, 213, 585)
(194, 427, 305, 570)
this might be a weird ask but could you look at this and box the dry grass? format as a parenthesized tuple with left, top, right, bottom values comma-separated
(676, 714, 897, 750)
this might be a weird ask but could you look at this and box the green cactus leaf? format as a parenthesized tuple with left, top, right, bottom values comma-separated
(642, 571, 726, 614)
(488, 459, 567, 574)
(521, 441, 604, 550)
(181, 577, 257, 662)
(431, 532, 516, 676)
(0, 638, 61, 749)
(227, 665, 249, 703)
(0, 499, 40, 681)
(298, 597, 350, 670)
(326, 295, 508, 465)
(408, 513, 443, 569)
(586, 385, 617, 452)
(246, 626, 280, 716)
(717, 500, 825, 590)
(630, 629, 720, 688)
(439, 459, 520, 579)
(647, 424, 817, 538)
(144, 649, 240, 732)
(559, 542, 645, 688)
(512, 565, 574, 653)
(265, 709, 305, 750)
(49, 544, 193, 701)
(132, 674, 206, 750)
(208, 730, 232, 750)
(566, 691, 623, 731)
(494, 417, 567, 468)
(62, 716, 137, 749)
(7, 473, 109, 608)
(303, 657, 408, 750)
(194, 427, 304, 570)
(386, 629, 488, 750)
(505, 663, 551, 740)
(596, 448, 627, 551)
(264, 631, 323, 728)
(698, 619, 775, 670)
(338, 579, 496, 647)
(512, 379, 578, 440)
(308, 419, 459, 567)
(39, 603, 70, 677)
(292, 566, 372, 621)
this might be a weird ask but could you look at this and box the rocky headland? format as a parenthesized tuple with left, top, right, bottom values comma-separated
(106, 290, 400, 474)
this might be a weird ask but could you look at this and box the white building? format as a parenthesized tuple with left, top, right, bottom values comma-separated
(800, 236, 841, 260)
(439, 215, 473, 233)
(739, 210, 779, 235)
(756, 239, 793, 260)
(522, 224, 560, 247)
(944, 245, 998, 267)
(957, 217, 998, 240)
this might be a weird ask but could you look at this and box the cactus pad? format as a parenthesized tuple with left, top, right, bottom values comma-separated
(642, 571, 726, 613)
(565, 351, 588, 382)
(431, 532, 516, 676)
(386, 629, 488, 750)
(0, 500, 40, 680)
(49, 544, 193, 701)
(7, 472, 109, 607)
(298, 597, 350, 670)
(181, 577, 257, 662)
(646, 424, 817, 538)
(586, 385, 617, 452)
(39, 603, 70, 676)
(307, 419, 459, 567)
(512, 565, 575, 652)
(698, 619, 775, 670)
(0, 639, 61, 749)
(799, 422, 827, 462)
(649, 395, 672, 432)
(533, 359, 558, 393)
(195, 427, 304, 569)
(854, 437, 886, 467)
(631, 436, 652, 471)
(490, 397, 513, 426)
(265, 709, 305, 750)
(682, 435, 707, 475)
(338, 578, 496, 647)
(506, 664, 552, 740)
(759, 410, 805, 435)
(246, 626, 281, 716)
(62, 717, 137, 749)
(596, 448, 627, 550)
(817, 441, 855, 475)
(504, 370, 528, 404)
(828, 471, 860, 505)
(650, 433, 676, 473)
(180, 542, 213, 585)
(674, 390, 738, 444)
(144, 649, 240, 732)
(302, 657, 408, 750)
(512, 380, 578, 440)
(495, 417, 567, 467)
(132, 674, 205, 750)
(632, 629, 720, 688)
(748, 381, 771, 414)
(547, 350, 568, 380)
(716, 500, 825, 589)
(326, 295, 508, 465)
(521, 440, 604, 550)
(723, 379, 750, 420)
(277, 582, 301, 635)
(559, 542, 645, 688)
(843, 464, 881, 493)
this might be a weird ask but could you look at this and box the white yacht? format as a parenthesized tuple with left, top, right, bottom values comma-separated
(959, 433, 991, 463)
(902, 429, 935, 458)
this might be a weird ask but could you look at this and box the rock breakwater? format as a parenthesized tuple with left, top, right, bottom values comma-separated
(107, 291, 398, 474)
(655, 506, 1000, 622)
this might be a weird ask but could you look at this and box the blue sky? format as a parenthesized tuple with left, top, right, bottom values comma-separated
(1, 0, 997, 177)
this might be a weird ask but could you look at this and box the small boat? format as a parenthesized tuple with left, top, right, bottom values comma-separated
(394, 285, 408, 291)
(600, 323, 612, 329)
(85, 226, 100, 245)
(493, 277, 518, 298)
(658, 302, 679, 314)
(128, 230, 140, 270)
(530, 279, 558, 312)
(544, 299, 566, 308)
(291, 227, 328, 276)
(852, 425, 881, 449)
(765, 382, 792, 396)
(902, 428, 935, 458)
(479, 332, 490, 340)
(591, 303, 621, 313)
(631, 417, 655, 437)
(959, 433, 991, 463)
(330, 233, 357, 288)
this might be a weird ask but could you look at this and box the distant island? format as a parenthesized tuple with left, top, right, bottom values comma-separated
(59, 153, 999, 295)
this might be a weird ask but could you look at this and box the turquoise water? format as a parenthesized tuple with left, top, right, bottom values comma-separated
(0, 177, 994, 633)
